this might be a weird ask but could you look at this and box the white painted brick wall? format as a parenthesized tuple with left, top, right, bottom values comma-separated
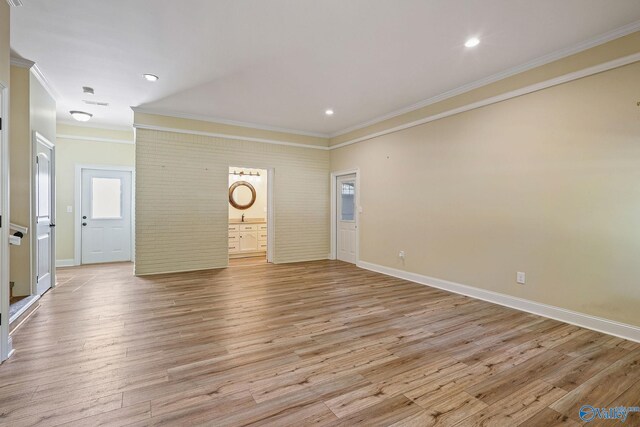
(135, 129, 330, 275)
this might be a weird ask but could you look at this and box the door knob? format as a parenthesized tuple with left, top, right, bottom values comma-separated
(82, 222, 87, 226)
(82, 216, 87, 219)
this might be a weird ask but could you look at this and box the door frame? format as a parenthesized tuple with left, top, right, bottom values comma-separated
(330, 168, 360, 263)
(74, 165, 136, 266)
(226, 165, 275, 264)
(0, 83, 10, 362)
(32, 132, 56, 295)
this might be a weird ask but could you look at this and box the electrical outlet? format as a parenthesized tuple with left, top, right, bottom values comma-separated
(399, 251, 405, 259)
(517, 272, 526, 284)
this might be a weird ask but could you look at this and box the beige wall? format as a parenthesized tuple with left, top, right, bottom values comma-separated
(331, 61, 640, 327)
(228, 167, 267, 221)
(55, 125, 135, 262)
(8, 65, 56, 296)
(135, 121, 329, 275)
(9, 66, 31, 296)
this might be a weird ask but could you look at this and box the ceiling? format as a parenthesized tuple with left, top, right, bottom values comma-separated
(10, 1, 640, 135)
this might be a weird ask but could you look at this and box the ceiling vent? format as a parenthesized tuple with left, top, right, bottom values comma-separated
(83, 100, 109, 107)
(82, 86, 95, 95)
(7, 0, 23, 7)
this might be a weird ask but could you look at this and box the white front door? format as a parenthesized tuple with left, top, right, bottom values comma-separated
(337, 174, 357, 264)
(81, 169, 132, 264)
(35, 134, 55, 296)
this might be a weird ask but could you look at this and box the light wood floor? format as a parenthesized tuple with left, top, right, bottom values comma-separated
(1, 260, 639, 426)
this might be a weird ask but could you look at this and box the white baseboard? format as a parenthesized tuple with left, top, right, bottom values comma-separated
(357, 260, 640, 343)
(55, 259, 76, 267)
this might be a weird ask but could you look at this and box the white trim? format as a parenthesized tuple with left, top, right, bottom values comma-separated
(330, 169, 360, 263)
(10, 57, 34, 69)
(0, 82, 10, 362)
(131, 107, 328, 138)
(9, 295, 40, 325)
(55, 259, 75, 267)
(56, 134, 134, 145)
(330, 20, 640, 138)
(57, 120, 134, 132)
(30, 64, 60, 102)
(74, 165, 136, 266)
(32, 132, 56, 295)
(357, 261, 640, 344)
(134, 123, 331, 151)
(330, 52, 640, 150)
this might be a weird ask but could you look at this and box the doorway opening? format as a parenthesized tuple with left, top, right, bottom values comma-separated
(75, 166, 135, 265)
(331, 170, 359, 264)
(228, 167, 270, 264)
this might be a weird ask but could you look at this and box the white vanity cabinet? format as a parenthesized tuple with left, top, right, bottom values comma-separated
(229, 221, 267, 257)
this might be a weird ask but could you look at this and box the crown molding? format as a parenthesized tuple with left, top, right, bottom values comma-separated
(11, 57, 61, 102)
(56, 134, 134, 145)
(131, 107, 330, 139)
(330, 52, 640, 150)
(30, 64, 61, 102)
(10, 57, 34, 69)
(329, 19, 640, 138)
(57, 120, 133, 132)
(133, 123, 330, 151)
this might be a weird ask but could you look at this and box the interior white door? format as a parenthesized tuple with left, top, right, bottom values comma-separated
(81, 169, 132, 264)
(35, 135, 55, 296)
(337, 174, 357, 263)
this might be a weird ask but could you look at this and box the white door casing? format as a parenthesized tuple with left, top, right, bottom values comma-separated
(0, 84, 10, 362)
(81, 169, 132, 264)
(34, 133, 55, 296)
(336, 173, 357, 264)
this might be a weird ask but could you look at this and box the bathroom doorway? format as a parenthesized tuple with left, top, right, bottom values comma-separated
(228, 167, 271, 264)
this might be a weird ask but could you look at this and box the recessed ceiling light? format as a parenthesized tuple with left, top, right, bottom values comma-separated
(69, 110, 93, 122)
(465, 37, 480, 48)
(142, 73, 159, 82)
(325, 109, 334, 116)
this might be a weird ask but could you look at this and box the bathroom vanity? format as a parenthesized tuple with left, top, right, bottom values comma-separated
(228, 220, 267, 258)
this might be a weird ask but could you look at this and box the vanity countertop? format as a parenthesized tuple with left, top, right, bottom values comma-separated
(229, 218, 266, 224)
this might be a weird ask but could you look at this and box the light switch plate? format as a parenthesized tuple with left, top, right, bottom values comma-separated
(517, 272, 526, 284)
(67, 205, 73, 213)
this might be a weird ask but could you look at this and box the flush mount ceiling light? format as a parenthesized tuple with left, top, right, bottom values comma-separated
(142, 73, 159, 82)
(325, 109, 334, 116)
(464, 37, 480, 48)
(69, 110, 93, 122)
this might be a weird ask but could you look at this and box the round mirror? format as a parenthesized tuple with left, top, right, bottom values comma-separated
(229, 181, 256, 210)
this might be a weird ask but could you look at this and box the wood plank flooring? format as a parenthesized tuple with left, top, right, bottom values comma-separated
(1, 260, 638, 426)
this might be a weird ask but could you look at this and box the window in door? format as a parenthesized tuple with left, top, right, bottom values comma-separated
(91, 177, 122, 219)
(340, 182, 355, 221)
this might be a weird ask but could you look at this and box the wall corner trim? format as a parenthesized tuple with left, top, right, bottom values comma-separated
(357, 260, 640, 343)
